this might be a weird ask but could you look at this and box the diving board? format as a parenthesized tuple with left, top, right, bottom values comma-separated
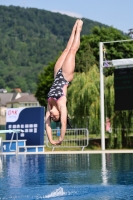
(112, 58, 133, 66)
(0, 129, 24, 134)
(0, 129, 45, 154)
(103, 58, 133, 68)
(0, 129, 24, 153)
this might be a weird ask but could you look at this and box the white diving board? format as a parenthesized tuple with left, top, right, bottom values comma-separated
(112, 58, 133, 66)
(103, 58, 133, 68)
(0, 129, 24, 134)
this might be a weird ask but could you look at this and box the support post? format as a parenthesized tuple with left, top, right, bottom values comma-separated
(99, 42, 105, 150)
(16, 132, 18, 154)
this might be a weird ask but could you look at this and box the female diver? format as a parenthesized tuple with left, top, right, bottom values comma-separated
(45, 19, 83, 145)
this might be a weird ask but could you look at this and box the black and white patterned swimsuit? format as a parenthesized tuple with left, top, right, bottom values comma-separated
(47, 68, 70, 101)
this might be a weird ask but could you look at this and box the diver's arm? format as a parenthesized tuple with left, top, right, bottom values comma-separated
(59, 103, 67, 143)
(45, 105, 59, 145)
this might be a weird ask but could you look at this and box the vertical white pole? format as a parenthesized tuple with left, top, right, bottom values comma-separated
(99, 42, 105, 150)
(16, 132, 18, 155)
(101, 153, 108, 185)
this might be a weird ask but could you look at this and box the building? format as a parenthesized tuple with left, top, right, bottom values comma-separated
(0, 93, 40, 126)
(6, 94, 39, 108)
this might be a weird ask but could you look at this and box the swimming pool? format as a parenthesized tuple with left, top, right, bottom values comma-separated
(0, 153, 133, 200)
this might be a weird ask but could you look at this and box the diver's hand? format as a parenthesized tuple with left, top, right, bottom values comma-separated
(58, 136, 64, 144)
(49, 139, 62, 146)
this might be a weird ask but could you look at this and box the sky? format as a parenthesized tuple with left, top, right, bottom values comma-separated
(0, 0, 133, 34)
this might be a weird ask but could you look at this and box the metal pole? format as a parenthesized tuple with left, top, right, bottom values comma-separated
(99, 42, 105, 150)
(0, 98, 2, 130)
(16, 132, 18, 154)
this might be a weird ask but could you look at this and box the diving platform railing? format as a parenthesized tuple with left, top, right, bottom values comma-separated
(0, 129, 24, 153)
(0, 129, 45, 154)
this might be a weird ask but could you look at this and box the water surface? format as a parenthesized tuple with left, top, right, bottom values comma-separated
(0, 153, 133, 200)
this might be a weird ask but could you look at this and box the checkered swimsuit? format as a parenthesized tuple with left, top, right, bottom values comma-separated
(47, 68, 69, 100)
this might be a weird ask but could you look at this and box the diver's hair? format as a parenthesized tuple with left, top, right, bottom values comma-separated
(53, 118, 60, 123)
(67, 115, 72, 128)
(52, 115, 72, 128)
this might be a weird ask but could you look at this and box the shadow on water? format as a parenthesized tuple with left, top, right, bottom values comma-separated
(0, 153, 133, 199)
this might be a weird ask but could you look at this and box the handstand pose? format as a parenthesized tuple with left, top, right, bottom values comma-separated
(45, 19, 83, 145)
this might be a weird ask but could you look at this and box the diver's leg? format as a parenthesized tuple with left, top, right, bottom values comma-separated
(54, 19, 79, 78)
(62, 20, 83, 82)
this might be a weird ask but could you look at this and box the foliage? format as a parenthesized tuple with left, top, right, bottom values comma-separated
(35, 60, 56, 107)
(75, 41, 96, 72)
(0, 5, 107, 93)
(67, 65, 100, 132)
(77, 26, 133, 75)
(68, 65, 133, 149)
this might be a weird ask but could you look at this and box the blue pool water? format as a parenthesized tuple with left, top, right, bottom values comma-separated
(0, 153, 133, 200)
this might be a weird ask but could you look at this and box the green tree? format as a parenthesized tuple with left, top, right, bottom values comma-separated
(67, 65, 100, 132)
(0, 5, 108, 93)
(35, 60, 56, 107)
(76, 42, 96, 72)
(68, 65, 133, 149)
(79, 26, 133, 75)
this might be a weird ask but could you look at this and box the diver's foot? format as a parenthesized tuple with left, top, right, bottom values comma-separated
(73, 19, 80, 32)
(77, 19, 83, 30)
